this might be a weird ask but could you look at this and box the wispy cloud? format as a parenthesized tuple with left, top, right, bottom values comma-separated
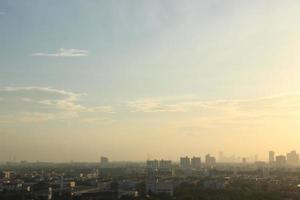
(128, 93, 300, 119)
(32, 48, 89, 57)
(0, 86, 113, 123)
(2, 87, 300, 127)
(127, 95, 198, 113)
(128, 93, 300, 135)
(0, 11, 6, 15)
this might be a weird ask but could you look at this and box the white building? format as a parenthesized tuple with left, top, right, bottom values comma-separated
(146, 160, 159, 170)
(180, 156, 191, 170)
(286, 150, 299, 166)
(159, 160, 172, 169)
(205, 154, 216, 168)
(100, 156, 109, 168)
(275, 155, 286, 167)
(269, 151, 275, 164)
(191, 157, 201, 170)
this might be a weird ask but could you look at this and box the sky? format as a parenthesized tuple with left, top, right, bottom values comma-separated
(0, 0, 300, 162)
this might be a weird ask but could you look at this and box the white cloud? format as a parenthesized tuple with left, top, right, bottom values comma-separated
(127, 93, 300, 119)
(127, 93, 300, 136)
(0, 86, 113, 123)
(127, 95, 198, 112)
(2, 87, 300, 126)
(32, 48, 89, 57)
(21, 98, 33, 102)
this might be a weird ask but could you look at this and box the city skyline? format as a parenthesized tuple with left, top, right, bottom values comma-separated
(2, 150, 300, 164)
(1, 0, 300, 162)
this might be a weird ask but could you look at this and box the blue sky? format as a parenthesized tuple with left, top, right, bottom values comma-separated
(1, 0, 300, 162)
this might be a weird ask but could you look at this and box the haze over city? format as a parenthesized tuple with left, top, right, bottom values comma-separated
(1, 0, 300, 162)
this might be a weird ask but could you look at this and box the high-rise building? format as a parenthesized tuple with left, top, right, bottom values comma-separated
(286, 150, 299, 166)
(219, 152, 224, 162)
(146, 160, 159, 177)
(100, 156, 109, 168)
(269, 151, 275, 164)
(275, 155, 286, 167)
(205, 154, 216, 167)
(191, 157, 201, 170)
(159, 160, 172, 169)
(158, 159, 173, 176)
(146, 160, 159, 170)
(180, 156, 191, 169)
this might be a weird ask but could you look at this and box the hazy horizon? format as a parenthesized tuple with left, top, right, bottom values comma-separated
(1, 0, 300, 162)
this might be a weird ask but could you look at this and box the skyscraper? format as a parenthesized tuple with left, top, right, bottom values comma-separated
(180, 156, 191, 170)
(219, 152, 224, 162)
(205, 154, 216, 168)
(191, 157, 201, 170)
(269, 151, 275, 164)
(286, 150, 299, 166)
(275, 155, 286, 167)
(100, 156, 109, 168)
(147, 160, 159, 170)
(159, 160, 172, 170)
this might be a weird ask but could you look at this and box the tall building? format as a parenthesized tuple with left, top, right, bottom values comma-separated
(146, 160, 159, 177)
(180, 156, 191, 170)
(191, 157, 201, 170)
(147, 160, 159, 170)
(205, 154, 216, 168)
(286, 150, 299, 166)
(100, 156, 109, 168)
(269, 151, 275, 164)
(159, 160, 172, 169)
(275, 155, 286, 167)
(219, 152, 224, 162)
(146, 159, 173, 196)
(146, 159, 173, 177)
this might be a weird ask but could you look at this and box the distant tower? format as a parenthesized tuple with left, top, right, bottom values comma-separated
(269, 151, 275, 164)
(191, 157, 201, 170)
(180, 156, 191, 170)
(159, 160, 172, 170)
(146, 160, 159, 171)
(100, 156, 109, 168)
(219, 152, 224, 162)
(205, 154, 216, 168)
(275, 155, 286, 167)
(286, 150, 299, 166)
